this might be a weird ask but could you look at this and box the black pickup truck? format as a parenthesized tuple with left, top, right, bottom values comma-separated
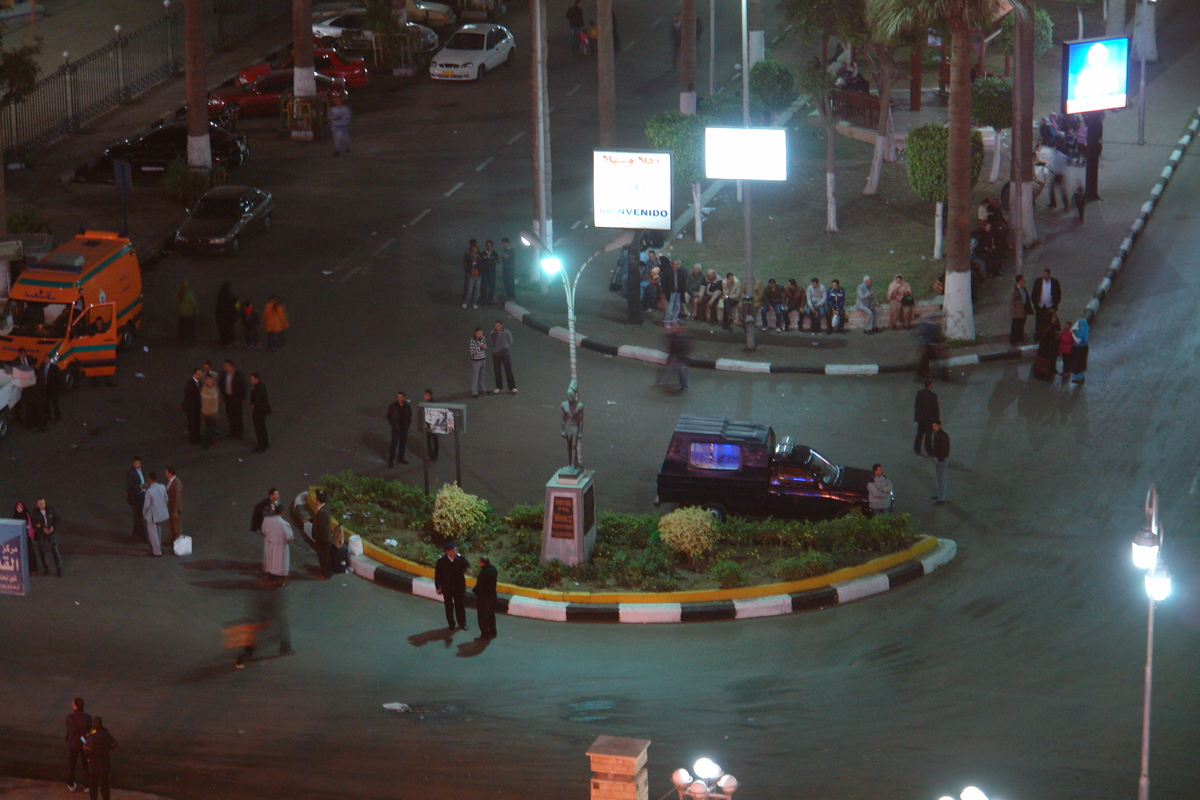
(655, 415, 873, 520)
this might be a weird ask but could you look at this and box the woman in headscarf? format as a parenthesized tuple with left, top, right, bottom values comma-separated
(176, 278, 197, 344)
(12, 501, 35, 555)
(214, 281, 238, 347)
(1031, 311, 1062, 382)
(1069, 318, 1089, 384)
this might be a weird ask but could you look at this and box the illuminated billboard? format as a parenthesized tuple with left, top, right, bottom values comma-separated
(1061, 36, 1129, 115)
(593, 150, 673, 230)
(704, 127, 788, 181)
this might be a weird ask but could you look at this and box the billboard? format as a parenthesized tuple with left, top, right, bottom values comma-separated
(0, 519, 30, 596)
(593, 150, 673, 230)
(705, 127, 788, 181)
(1062, 37, 1129, 115)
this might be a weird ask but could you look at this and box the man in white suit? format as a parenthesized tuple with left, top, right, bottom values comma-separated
(142, 472, 169, 557)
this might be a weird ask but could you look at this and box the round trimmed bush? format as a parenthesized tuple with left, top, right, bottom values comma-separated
(658, 507, 718, 561)
(431, 483, 488, 543)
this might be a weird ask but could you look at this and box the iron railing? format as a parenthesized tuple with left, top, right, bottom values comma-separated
(830, 88, 881, 131)
(2, 0, 289, 164)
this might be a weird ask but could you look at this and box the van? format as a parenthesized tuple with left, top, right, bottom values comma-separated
(0, 231, 143, 388)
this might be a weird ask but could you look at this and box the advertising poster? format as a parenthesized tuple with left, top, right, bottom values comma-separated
(593, 150, 673, 230)
(1062, 37, 1129, 114)
(0, 519, 30, 596)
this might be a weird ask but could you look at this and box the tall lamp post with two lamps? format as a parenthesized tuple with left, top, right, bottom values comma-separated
(672, 758, 738, 800)
(1130, 484, 1171, 800)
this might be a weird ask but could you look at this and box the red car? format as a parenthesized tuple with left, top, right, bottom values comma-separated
(238, 48, 368, 89)
(208, 71, 347, 119)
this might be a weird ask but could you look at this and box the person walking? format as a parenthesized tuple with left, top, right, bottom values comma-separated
(65, 697, 92, 792)
(142, 473, 168, 557)
(473, 554, 498, 640)
(1030, 268, 1061, 336)
(176, 278, 197, 344)
(913, 380, 939, 456)
(41, 357, 62, 425)
(867, 464, 894, 515)
(82, 717, 116, 800)
(233, 584, 294, 668)
(164, 467, 183, 551)
(489, 320, 517, 393)
(434, 541, 471, 630)
(662, 327, 691, 392)
(262, 296, 289, 351)
(200, 374, 219, 449)
(499, 237, 517, 301)
(420, 389, 439, 462)
(215, 281, 238, 348)
(182, 367, 203, 444)
(386, 391, 412, 467)
(469, 327, 487, 397)
(856, 275, 877, 334)
(566, 0, 584, 51)
(32, 497, 62, 577)
(124, 457, 147, 542)
(478, 239, 498, 305)
(1070, 318, 1089, 384)
(330, 95, 352, 155)
(249, 373, 272, 452)
(1009, 274, 1033, 345)
(251, 488, 281, 533)
(260, 505, 294, 584)
(220, 360, 247, 439)
(930, 421, 950, 506)
(312, 490, 334, 579)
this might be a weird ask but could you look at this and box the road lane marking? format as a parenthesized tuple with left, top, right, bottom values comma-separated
(444, 181, 464, 197)
(570, 219, 582, 230)
(1191, 473, 1200, 494)
(566, 83, 582, 96)
(622, 39, 637, 51)
(408, 208, 430, 226)
(475, 156, 494, 171)
(372, 237, 395, 257)
(506, 131, 524, 145)
(649, 16, 663, 28)
(339, 264, 365, 283)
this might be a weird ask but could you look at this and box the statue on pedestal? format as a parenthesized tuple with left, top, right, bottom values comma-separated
(559, 380, 585, 470)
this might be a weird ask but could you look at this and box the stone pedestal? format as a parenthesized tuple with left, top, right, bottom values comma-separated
(587, 736, 650, 800)
(541, 469, 596, 566)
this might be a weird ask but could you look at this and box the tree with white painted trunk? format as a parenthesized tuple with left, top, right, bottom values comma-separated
(184, 0, 210, 171)
(796, 63, 840, 232)
(860, 42, 901, 196)
(1057, 0, 1096, 40)
(679, 0, 697, 115)
(971, 76, 1012, 184)
(1003, 7, 1053, 254)
(293, 0, 316, 97)
(646, 112, 707, 242)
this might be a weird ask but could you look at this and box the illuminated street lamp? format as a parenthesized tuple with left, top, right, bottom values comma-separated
(937, 785, 989, 800)
(671, 758, 737, 800)
(519, 229, 633, 388)
(1131, 484, 1171, 800)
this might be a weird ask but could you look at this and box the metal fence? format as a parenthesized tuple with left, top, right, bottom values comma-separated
(2, 0, 289, 163)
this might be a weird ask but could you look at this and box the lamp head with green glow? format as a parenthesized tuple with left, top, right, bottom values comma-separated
(1146, 564, 1172, 601)
(541, 255, 563, 275)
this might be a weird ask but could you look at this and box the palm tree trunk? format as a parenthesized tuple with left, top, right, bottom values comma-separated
(692, 181, 703, 242)
(184, 0, 211, 171)
(988, 128, 1004, 183)
(293, 0, 315, 97)
(943, 19, 974, 339)
(596, 0, 615, 146)
(1106, 0, 1126, 37)
(679, 0, 696, 114)
(1012, 9, 1037, 256)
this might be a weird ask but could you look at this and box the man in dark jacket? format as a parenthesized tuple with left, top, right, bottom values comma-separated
(182, 367, 203, 444)
(312, 490, 334, 578)
(33, 497, 62, 577)
(220, 360, 248, 439)
(249, 373, 271, 452)
(565, 0, 584, 51)
(930, 421, 950, 505)
(124, 457, 146, 542)
(65, 697, 92, 791)
(434, 542, 471, 630)
(41, 357, 63, 425)
(913, 380, 940, 456)
(250, 488, 280, 533)
(386, 392, 412, 467)
(83, 716, 117, 800)
(1030, 268, 1062, 336)
(473, 555, 498, 640)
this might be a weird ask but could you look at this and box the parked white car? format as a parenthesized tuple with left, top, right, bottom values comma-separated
(429, 24, 515, 81)
(406, 0, 456, 28)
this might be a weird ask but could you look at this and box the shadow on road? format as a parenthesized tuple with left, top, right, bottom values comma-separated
(407, 627, 455, 648)
(455, 638, 489, 658)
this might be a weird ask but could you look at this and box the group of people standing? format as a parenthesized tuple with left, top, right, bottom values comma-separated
(178, 280, 289, 351)
(181, 360, 272, 452)
(12, 497, 63, 576)
(468, 321, 518, 398)
(1009, 268, 1088, 384)
(63, 697, 117, 799)
(124, 457, 183, 557)
(434, 541, 498, 640)
(461, 238, 517, 310)
(387, 389, 442, 467)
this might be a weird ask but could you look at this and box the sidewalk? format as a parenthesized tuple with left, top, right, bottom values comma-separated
(0, 778, 174, 800)
(7, 0, 175, 75)
(523, 0, 1200, 371)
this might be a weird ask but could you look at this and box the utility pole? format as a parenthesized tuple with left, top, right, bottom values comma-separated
(184, 0, 211, 170)
(529, 0, 553, 290)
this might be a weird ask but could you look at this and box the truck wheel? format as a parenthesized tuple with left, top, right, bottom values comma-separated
(117, 325, 134, 351)
(700, 502, 727, 523)
(62, 364, 79, 392)
(0, 408, 9, 438)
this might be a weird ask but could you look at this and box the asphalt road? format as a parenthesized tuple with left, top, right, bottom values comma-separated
(3, 2, 1200, 799)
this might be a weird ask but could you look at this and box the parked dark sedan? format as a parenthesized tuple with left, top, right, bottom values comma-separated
(104, 121, 248, 174)
(655, 415, 872, 520)
(173, 186, 274, 255)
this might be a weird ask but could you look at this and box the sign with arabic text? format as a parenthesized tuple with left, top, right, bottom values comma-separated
(0, 519, 30, 596)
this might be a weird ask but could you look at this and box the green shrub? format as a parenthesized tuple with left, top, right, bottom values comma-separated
(634, 535, 673, 578)
(709, 560, 746, 589)
(393, 539, 443, 566)
(597, 511, 657, 549)
(774, 551, 835, 580)
(637, 573, 680, 592)
(162, 158, 226, 205)
(7, 208, 51, 234)
(565, 561, 601, 583)
(431, 483, 489, 543)
(659, 507, 718, 561)
(506, 503, 544, 530)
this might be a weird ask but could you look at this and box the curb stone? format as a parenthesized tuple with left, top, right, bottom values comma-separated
(347, 539, 957, 624)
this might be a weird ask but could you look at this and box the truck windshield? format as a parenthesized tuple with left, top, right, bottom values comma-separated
(2, 299, 69, 338)
(805, 449, 839, 484)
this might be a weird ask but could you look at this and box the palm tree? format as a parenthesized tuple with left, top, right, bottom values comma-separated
(679, 0, 697, 114)
(184, 0, 211, 170)
(293, 0, 315, 98)
(868, 0, 1027, 339)
(596, 0, 616, 147)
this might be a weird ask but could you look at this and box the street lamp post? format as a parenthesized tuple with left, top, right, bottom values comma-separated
(739, 0, 756, 351)
(1137, 0, 1148, 145)
(671, 758, 738, 800)
(1130, 484, 1171, 800)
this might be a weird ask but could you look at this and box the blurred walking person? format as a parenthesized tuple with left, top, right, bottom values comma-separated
(215, 281, 238, 347)
(330, 95, 352, 155)
(250, 373, 272, 452)
(312, 490, 334, 579)
(420, 389, 439, 462)
(263, 295, 289, 351)
(176, 278, 197, 344)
